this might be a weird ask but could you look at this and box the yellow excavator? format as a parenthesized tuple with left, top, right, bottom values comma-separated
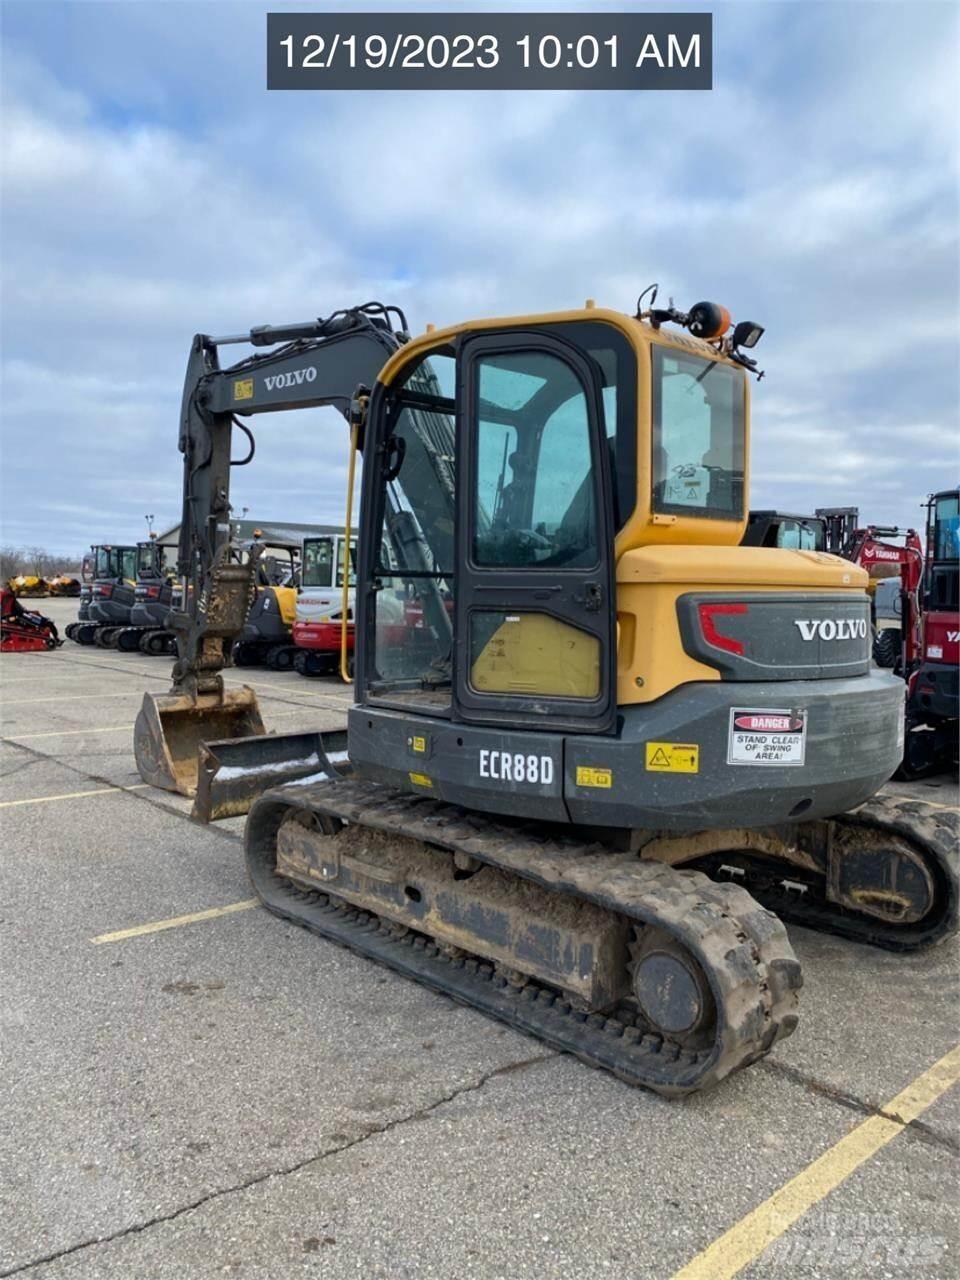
(134, 296, 957, 1096)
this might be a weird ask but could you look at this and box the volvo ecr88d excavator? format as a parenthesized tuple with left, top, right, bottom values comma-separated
(134, 298, 958, 1096)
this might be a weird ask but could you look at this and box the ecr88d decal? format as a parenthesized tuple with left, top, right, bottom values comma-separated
(479, 750, 555, 785)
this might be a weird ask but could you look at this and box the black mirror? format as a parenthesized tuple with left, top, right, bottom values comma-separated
(732, 320, 764, 349)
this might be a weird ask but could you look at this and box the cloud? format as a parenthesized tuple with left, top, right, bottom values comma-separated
(0, 1, 957, 556)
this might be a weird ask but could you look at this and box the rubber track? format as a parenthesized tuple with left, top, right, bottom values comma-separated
(246, 780, 802, 1096)
(730, 794, 959, 951)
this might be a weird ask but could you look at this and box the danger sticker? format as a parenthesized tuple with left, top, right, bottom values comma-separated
(728, 708, 806, 767)
(645, 742, 700, 774)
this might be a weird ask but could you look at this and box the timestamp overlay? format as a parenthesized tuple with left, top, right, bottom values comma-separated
(267, 13, 712, 90)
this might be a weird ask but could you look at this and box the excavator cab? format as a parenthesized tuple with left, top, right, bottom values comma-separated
(71, 544, 139, 646)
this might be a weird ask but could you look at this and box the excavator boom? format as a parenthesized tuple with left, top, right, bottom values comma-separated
(134, 304, 406, 802)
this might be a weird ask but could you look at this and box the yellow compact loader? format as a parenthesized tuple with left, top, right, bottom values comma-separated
(134, 296, 957, 1096)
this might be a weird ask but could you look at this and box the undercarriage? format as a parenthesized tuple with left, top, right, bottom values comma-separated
(245, 774, 956, 1096)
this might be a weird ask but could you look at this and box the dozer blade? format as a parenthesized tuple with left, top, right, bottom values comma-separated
(134, 688, 266, 797)
(192, 727, 349, 823)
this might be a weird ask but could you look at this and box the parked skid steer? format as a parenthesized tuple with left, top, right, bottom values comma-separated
(1, 585, 61, 652)
(134, 298, 958, 1096)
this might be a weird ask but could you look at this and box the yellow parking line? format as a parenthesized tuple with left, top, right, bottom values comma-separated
(91, 899, 259, 944)
(0, 783, 149, 808)
(3, 725, 132, 740)
(670, 1044, 960, 1280)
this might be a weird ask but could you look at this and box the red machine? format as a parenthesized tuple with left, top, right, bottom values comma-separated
(903, 488, 959, 776)
(291, 534, 356, 677)
(818, 497, 958, 776)
(1, 586, 62, 652)
(817, 507, 924, 669)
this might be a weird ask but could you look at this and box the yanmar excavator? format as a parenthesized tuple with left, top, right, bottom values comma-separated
(134, 297, 958, 1096)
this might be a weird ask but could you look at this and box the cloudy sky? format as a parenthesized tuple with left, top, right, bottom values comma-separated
(1, 0, 957, 556)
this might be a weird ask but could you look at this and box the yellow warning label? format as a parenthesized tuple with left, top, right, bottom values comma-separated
(233, 378, 254, 401)
(645, 742, 700, 773)
(410, 736, 427, 755)
(576, 766, 612, 789)
(408, 772, 433, 788)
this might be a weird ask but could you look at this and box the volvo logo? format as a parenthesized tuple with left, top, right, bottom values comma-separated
(794, 618, 868, 641)
(265, 366, 317, 391)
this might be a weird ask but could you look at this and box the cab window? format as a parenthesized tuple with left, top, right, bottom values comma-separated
(652, 347, 745, 520)
(302, 537, 334, 588)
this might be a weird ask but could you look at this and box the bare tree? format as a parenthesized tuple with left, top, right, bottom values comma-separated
(2, 545, 83, 582)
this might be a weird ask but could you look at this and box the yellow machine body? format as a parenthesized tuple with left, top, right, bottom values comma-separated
(379, 306, 869, 708)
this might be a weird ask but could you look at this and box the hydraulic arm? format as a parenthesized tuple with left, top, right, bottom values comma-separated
(133, 304, 408, 797)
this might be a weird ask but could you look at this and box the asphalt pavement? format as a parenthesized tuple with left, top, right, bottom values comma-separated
(1, 598, 957, 1279)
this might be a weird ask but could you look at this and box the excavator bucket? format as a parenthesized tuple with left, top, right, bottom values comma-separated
(134, 687, 265, 797)
(192, 727, 349, 823)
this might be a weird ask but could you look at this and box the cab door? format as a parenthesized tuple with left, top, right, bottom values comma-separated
(454, 332, 616, 733)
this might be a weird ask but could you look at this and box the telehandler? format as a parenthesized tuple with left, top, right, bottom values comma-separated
(134, 297, 958, 1096)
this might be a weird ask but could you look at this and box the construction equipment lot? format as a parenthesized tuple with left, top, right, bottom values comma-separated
(2, 598, 957, 1279)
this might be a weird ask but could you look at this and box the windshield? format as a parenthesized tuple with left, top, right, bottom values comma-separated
(95, 547, 118, 577)
(652, 346, 745, 520)
(121, 549, 138, 581)
(777, 520, 823, 550)
(933, 493, 959, 561)
(335, 537, 357, 587)
(302, 537, 334, 587)
(138, 543, 159, 574)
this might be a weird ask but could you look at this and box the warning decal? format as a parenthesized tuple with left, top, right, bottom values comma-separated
(645, 742, 700, 773)
(233, 377, 254, 401)
(576, 766, 613, 788)
(728, 708, 806, 767)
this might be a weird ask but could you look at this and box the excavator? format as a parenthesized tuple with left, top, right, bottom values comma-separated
(69, 544, 138, 646)
(114, 537, 179, 654)
(134, 297, 958, 1097)
(292, 532, 357, 676)
(231, 536, 301, 669)
(816, 507, 925, 668)
(64, 548, 97, 641)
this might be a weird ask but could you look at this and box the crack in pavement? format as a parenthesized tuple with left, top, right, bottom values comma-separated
(0, 1052, 557, 1278)
(0, 737, 246, 841)
(761, 1058, 960, 1155)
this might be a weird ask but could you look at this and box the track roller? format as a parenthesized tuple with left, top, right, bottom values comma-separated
(265, 644, 296, 671)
